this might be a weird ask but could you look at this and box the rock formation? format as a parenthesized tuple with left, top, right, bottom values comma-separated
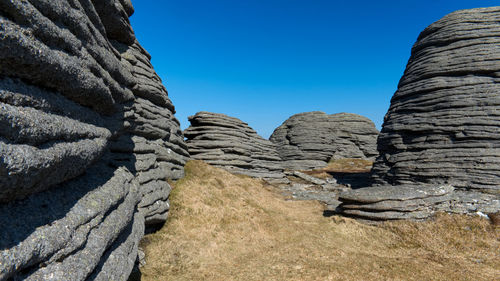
(0, 1, 189, 280)
(270, 111, 379, 170)
(184, 112, 287, 183)
(371, 7, 500, 193)
(341, 7, 500, 220)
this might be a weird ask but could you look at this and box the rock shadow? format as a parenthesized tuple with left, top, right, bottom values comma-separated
(329, 172, 373, 189)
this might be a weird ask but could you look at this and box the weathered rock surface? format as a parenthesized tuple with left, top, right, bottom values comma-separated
(372, 7, 500, 195)
(342, 7, 500, 220)
(270, 111, 379, 170)
(0, 1, 188, 280)
(184, 112, 288, 183)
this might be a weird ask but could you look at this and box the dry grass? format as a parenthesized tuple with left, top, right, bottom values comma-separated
(303, 158, 373, 179)
(139, 161, 500, 281)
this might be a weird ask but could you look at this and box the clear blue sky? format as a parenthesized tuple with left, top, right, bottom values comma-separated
(129, 0, 498, 138)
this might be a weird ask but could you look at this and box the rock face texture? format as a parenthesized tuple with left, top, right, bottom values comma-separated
(0, 1, 188, 280)
(184, 112, 287, 183)
(339, 7, 500, 220)
(371, 7, 500, 194)
(270, 111, 379, 170)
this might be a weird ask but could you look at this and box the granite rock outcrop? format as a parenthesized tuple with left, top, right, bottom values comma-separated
(184, 112, 287, 183)
(371, 7, 500, 194)
(342, 7, 500, 220)
(270, 111, 379, 170)
(0, 1, 188, 280)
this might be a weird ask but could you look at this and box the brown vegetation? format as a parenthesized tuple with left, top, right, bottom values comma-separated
(139, 161, 500, 281)
(489, 212, 500, 226)
(302, 158, 373, 179)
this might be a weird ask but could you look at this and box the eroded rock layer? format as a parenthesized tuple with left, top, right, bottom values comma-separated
(270, 111, 379, 170)
(0, 1, 188, 280)
(371, 7, 500, 195)
(184, 112, 287, 183)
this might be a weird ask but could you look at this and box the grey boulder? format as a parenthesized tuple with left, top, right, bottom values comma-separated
(270, 111, 379, 170)
(184, 112, 288, 183)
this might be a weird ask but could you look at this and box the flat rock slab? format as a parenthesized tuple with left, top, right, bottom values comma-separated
(339, 185, 454, 203)
(436, 190, 500, 214)
(338, 184, 500, 221)
(342, 209, 433, 220)
(341, 193, 453, 212)
(338, 185, 457, 220)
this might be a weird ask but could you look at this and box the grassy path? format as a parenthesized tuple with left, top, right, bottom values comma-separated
(139, 161, 500, 281)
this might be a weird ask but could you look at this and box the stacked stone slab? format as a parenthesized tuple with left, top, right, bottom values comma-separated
(270, 111, 379, 170)
(341, 7, 500, 220)
(0, 1, 189, 280)
(184, 112, 287, 183)
(340, 185, 455, 220)
(339, 184, 499, 220)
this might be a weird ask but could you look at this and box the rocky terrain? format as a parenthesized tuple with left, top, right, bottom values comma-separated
(2, 2, 500, 280)
(0, 0, 188, 280)
(183, 112, 381, 210)
(184, 112, 288, 183)
(270, 111, 379, 170)
(339, 7, 500, 220)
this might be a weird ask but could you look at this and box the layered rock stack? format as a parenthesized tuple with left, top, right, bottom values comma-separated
(0, 1, 189, 280)
(341, 7, 500, 220)
(184, 112, 288, 183)
(270, 111, 379, 170)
